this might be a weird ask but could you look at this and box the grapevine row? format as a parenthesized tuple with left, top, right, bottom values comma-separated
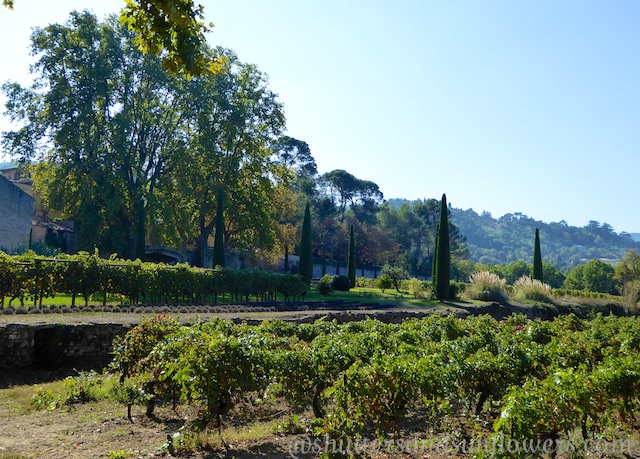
(0, 251, 307, 307)
(112, 313, 640, 456)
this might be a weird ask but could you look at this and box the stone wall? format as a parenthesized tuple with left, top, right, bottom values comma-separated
(0, 175, 34, 251)
(0, 323, 131, 369)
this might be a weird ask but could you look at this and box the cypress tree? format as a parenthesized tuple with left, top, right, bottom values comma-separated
(533, 228, 543, 281)
(434, 194, 450, 301)
(299, 202, 313, 285)
(432, 223, 439, 281)
(284, 244, 289, 272)
(347, 224, 356, 288)
(213, 188, 225, 267)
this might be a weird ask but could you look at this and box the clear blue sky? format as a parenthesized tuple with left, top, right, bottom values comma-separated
(2, 1, 640, 232)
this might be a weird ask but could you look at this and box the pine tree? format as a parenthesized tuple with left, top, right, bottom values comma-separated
(434, 194, 450, 301)
(299, 203, 313, 285)
(533, 228, 543, 281)
(213, 188, 225, 267)
(347, 224, 356, 288)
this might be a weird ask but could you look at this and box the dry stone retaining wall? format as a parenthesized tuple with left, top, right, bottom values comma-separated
(0, 323, 131, 369)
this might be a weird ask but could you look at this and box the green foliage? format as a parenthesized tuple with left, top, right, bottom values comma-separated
(450, 208, 636, 269)
(564, 264, 586, 290)
(374, 273, 393, 292)
(119, 0, 216, 77)
(347, 224, 356, 288)
(533, 228, 543, 281)
(3, 14, 285, 260)
(110, 313, 640, 450)
(434, 194, 450, 300)
(317, 274, 334, 295)
(381, 263, 408, 292)
(299, 203, 313, 285)
(541, 261, 566, 288)
(331, 275, 350, 292)
(212, 188, 225, 267)
(380, 198, 468, 278)
(0, 252, 308, 307)
(564, 259, 618, 294)
(30, 387, 58, 411)
(407, 277, 427, 299)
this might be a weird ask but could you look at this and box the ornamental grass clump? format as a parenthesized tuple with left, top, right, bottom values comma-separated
(513, 275, 554, 303)
(465, 271, 508, 302)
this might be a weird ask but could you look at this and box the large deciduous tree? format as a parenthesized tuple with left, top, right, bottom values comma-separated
(157, 47, 285, 267)
(2, 11, 187, 257)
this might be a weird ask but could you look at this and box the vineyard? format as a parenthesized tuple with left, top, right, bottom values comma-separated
(0, 251, 308, 308)
(100, 313, 640, 457)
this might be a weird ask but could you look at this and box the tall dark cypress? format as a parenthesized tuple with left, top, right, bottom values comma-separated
(213, 188, 225, 267)
(533, 228, 543, 281)
(347, 224, 356, 288)
(284, 244, 290, 272)
(299, 202, 313, 285)
(434, 194, 450, 301)
(432, 223, 439, 281)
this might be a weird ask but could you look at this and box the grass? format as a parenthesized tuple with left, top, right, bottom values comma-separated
(171, 420, 280, 453)
(306, 286, 479, 311)
(0, 379, 67, 415)
(1, 285, 479, 313)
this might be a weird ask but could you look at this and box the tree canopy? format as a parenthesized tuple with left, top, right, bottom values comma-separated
(2, 0, 216, 76)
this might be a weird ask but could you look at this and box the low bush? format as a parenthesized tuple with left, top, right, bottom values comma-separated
(355, 276, 375, 288)
(375, 274, 393, 293)
(318, 275, 334, 295)
(464, 271, 508, 302)
(332, 275, 350, 292)
(407, 278, 427, 299)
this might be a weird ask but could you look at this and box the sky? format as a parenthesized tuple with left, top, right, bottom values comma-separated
(1, 1, 640, 233)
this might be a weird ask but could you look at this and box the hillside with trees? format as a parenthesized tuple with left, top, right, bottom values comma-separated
(450, 208, 636, 270)
(388, 199, 638, 271)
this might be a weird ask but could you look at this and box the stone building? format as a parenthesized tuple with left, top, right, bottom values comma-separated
(0, 173, 34, 251)
(0, 165, 75, 253)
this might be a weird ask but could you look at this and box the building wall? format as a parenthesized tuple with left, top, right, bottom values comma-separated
(0, 175, 34, 251)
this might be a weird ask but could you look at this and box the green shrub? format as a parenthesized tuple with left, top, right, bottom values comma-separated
(464, 271, 507, 302)
(332, 275, 350, 292)
(513, 276, 553, 303)
(318, 275, 334, 295)
(449, 281, 466, 299)
(375, 274, 393, 293)
(355, 276, 374, 288)
(30, 386, 58, 411)
(407, 278, 426, 299)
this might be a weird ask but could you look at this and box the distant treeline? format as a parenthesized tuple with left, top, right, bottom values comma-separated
(388, 200, 637, 270)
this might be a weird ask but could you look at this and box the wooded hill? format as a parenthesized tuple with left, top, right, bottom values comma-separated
(387, 199, 638, 270)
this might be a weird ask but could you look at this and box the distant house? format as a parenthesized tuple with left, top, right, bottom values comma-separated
(0, 165, 75, 253)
